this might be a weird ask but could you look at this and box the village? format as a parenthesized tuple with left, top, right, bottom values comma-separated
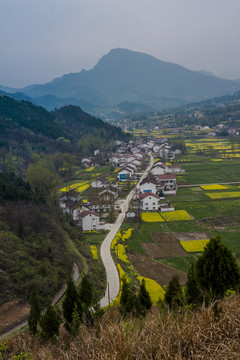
(59, 137, 185, 231)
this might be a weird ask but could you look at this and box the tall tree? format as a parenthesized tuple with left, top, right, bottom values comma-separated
(28, 283, 41, 335)
(39, 301, 61, 339)
(62, 278, 82, 330)
(185, 262, 202, 306)
(79, 275, 93, 309)
(164, 275, 184, 311)
(195, 236, 240, 300)
(137, 279, 152, 315)
(120, 277, 135, 315)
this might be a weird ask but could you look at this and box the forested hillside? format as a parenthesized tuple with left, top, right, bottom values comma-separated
(0, 95, 128, 173)
(0, 173, 78, 307)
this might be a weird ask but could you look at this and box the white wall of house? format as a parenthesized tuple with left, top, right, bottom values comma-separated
(91, 180, 107, 188)
(140, 181, 157, 194)
(80, 213, 100, 231)
(151, 165, 166, 176)
(141, 195, 159, 211)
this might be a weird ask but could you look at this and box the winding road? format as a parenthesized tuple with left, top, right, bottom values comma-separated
(99, 152, 154, 307)
(0, 154, 153, 339)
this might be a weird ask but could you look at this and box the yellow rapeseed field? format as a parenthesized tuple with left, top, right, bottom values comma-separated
(115, 244, 129, 264)
(137, 276, 165, 304)
(141, 212, 164, 222)
(60, 181, 89, 192)
(180, 239, 210, 252)
(201, 184, 228, 190)
(90, 245, 98, 260)
(206, 191, 240, 199)
(85, 166, 95, 172)
(160, 210, 192, 221)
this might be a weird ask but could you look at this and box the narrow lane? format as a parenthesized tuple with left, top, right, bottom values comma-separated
(99, 153, 154, 307)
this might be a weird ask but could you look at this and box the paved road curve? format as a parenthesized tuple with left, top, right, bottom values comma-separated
(99, 153, 154, 307)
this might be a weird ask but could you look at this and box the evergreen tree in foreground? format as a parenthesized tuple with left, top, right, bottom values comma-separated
(185, 262, 203, 307)
(39, 301, 61, 339)
(164, 275, 184, 311)
(79, 275, 93, 309)
(79, 275, 94, 326)
(137, 279, 152, 315)
(62, 278, 82, 330)
(195, 236, 240, 301)
(28, 283, 41, 335)
(120, 277, 135, 315)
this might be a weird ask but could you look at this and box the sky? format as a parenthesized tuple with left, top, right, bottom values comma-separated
(1, 0, 240, 88)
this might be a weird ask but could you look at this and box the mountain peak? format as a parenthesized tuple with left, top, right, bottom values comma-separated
(19, 48, 240, 113)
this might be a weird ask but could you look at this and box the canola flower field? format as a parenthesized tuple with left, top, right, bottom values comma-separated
(90, 245, 98, 260)
(141, 210, 192, 222)
(206, 191, 240, 200)
(60, 181, 90, 193)
(201, 184, 229, 190)
(115, 244, 129, 264)
(180, 240, 210, 252)
(141, 212, 164, 222)
(137, 276, 165, 304)
(160, 210, 192, 221)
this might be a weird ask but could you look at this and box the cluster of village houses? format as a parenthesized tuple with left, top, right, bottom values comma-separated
(59, 137, 184, 231)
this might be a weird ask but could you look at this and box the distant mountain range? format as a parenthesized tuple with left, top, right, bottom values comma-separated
(1, 48, 240, 115)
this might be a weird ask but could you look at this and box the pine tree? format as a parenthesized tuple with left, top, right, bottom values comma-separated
(185, 262, 202, 306)
(137, 279, 152, 315)
(195, 236, 240, 300)
(70, 303, 82, 336)
(79, 275, 93, 309)
(39, 301, 61, 339)
(120, 277, 135, 315)
(28, 283, 41, 335)
(164, 275, 184, 311)
(62, 278, 82, 330)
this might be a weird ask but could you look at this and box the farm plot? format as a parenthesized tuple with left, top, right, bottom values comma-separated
(180, 239, 209, 252)
(141, 212, 164, 222)
(141, 243, 169, 258)
(206, 191, 240, 199)
(174, 199, 240, 220)
(175, 232, 210, 241)
(160, 210, 192, 221)
(200, 214, 240, 228)
(128, 253, 187, 286)
(201, 184, 229, 190)
(151, 233, 187, 257)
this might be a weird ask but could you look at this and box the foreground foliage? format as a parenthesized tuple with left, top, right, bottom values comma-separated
(2, 295, 240, 359)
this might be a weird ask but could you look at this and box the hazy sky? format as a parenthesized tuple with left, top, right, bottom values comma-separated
(1, 0, 240, 87)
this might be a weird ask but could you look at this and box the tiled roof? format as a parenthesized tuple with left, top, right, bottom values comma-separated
(139, 192, 159, 200)
(157, 174, 176, 180)
(140, 177, 158, 186)
(78, 210, 99, 219)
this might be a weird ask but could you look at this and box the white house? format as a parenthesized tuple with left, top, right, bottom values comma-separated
(140, 192, 160, 211)
(99, 187, 118, 201)
(78, 210, 100, 231)
(61, 200, 82, 220)
(139, 177, 158, 194)
(60, 189, 81, 203)
(153, 145, 160, 153)
(117, 167, 133, 181)
(157, 174, 177, 191)
(165, 165, 185, 174)
(150, 163, 168, 176)
(91, 176, 109, 188)
(126, 211, 136, 218)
